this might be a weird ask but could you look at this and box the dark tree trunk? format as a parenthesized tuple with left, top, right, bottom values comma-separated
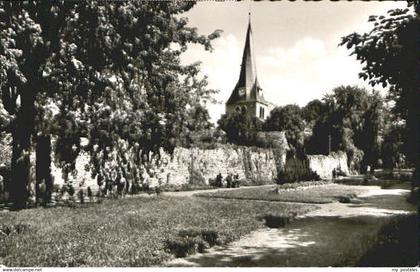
(10, 123, 32, 210)
(406, 87, 419, 187)
(36, 134, 52, 205)
(9, 90, 35, 210)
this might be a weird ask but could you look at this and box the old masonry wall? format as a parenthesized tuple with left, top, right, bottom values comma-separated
(50, 145, 283, 189)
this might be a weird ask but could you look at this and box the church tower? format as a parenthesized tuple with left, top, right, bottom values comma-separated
(226, 14, 272, 120)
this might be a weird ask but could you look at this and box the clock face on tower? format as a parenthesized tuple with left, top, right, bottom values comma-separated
(238, 87, 245, 96)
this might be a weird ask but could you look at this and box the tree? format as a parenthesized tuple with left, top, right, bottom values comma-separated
(218, 111, 263, 146)
(184, 104, 214, 147)
(356, 90, 384, 172)
(263, 105, 305, 158)
(306, 86, 384, 172)
(340, 1, 419, 174)
(302, 99, 327, 125)
(0, 2, 221, 209)
(381, 121, 406, 169)
(187, 105, 213, 133)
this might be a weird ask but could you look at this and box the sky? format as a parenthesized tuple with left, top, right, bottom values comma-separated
(180, 1, 409, 123)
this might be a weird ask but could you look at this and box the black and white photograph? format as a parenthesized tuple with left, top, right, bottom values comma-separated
(0, 0, 418, 270)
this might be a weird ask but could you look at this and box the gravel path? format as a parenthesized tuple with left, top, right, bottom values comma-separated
(165, 185, 415, 267)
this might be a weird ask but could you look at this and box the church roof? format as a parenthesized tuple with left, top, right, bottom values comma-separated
(226, 14, 269, 105)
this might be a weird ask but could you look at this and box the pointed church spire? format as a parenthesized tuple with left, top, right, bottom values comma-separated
(239, 12, 257, 98)
(225, 12, 273, 120)
(226, 12, 265, 105)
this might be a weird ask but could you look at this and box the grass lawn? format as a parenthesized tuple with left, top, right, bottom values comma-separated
(196, 184, 368, 204)
(0, 195, 316, 267)
(172, 214, 417, 267)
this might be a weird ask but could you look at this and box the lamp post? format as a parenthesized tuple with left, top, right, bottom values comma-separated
(328, 134, 331, 155)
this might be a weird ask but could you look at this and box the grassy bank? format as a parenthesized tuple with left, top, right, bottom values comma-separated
(357, 214, 418, 266)
(0, 195, 315, 267)
(196, 184, 367, 204)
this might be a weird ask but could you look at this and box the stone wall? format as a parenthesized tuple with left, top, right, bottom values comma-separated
(307, 152, 349, 180)
(50, 150, 93, 188)
(51, 145, 283, 189)
(256, 131, 289, 171)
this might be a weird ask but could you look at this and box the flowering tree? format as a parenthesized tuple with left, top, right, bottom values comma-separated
(0, 1, 220, 209)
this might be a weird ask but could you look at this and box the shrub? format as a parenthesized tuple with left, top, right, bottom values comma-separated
(165, 236, 204, 258)
(217, 112, 263, 146)
(336, 194, 356, 203)
(165, 228, 219, 257)
(130, 181, 142, 194)
(178, 228, 219, 247)
(276, 158, 320, 184)
(189, 169, 206, 186)
(209, 173, 223, 188)
(263, 214, 291, 228)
